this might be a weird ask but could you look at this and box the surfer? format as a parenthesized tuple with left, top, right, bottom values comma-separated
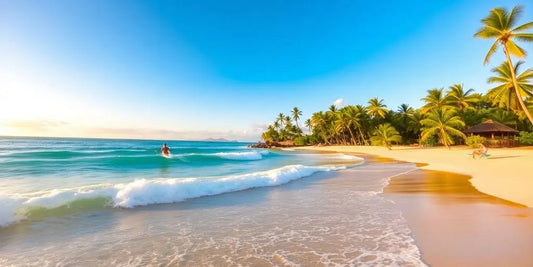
(161, 143, 171, 156)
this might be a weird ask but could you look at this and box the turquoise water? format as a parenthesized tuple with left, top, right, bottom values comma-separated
(0, 137, 427, 265)
(0, 137, 361, 226)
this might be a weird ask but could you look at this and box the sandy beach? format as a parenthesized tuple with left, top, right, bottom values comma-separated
(294, 145, 533, 207)
(293, 146, 533, 266)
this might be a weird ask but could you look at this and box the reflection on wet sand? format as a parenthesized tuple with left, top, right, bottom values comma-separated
(384, 168, 533, 266)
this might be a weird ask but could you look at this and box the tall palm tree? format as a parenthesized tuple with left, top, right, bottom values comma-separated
(344, 106, 367, 145)
(420, 88, 451, 114)
(334, 112, 352, 145)
(311, 112, 329, 144)
(304, 118, 312, 132)
(370, 123, 402, 150)
(273, 121, 280, 131)
(447, 84, 478, 111)
(291, 107, 302, 129)
(474, 5, 533, 124)
(283, 116, 292, 131)
(367, 98, 388, 119)
(277, 113, 285, 128)
(486, 61, 533, 115)
(420, 108, 466, 148)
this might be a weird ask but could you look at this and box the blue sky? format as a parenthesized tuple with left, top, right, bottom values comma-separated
(0, 0, 532, 141)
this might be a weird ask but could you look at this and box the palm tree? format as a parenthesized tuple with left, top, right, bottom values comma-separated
(489, 109, 518, 128)
(277, 113, 285, 128)
(420, 88, 450, 114)
(367, 98, 388, 119)
(474, 5, 533, 124)
(284, 115, 292, 127)
(447, 84, 478, 111)
(408, 111, 424, 142)
(328, 105, 337, 114)
(273, 121, 280, 131)
(486, 61, 533, 115)
(420, 108, 466, 148)
(291, 107, 302, 129)
(311, 112, 329, 144)
(304, 118, 312, 132)
(370, 123, 402, 150)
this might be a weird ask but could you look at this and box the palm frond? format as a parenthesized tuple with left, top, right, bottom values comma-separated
(484, 41, 499, 64)
(487, 76, 509, 83)
(507, 5, 524, 29)
(513, 33, 533, 42)
(474, 27, 502, 38)
(513, 21, 533, 32)
(506, 40, 526, 58)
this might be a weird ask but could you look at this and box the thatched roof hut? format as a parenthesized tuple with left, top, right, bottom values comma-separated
(464, 120, 519, 147)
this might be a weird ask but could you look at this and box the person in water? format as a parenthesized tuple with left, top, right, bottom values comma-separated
(472, 143, 488, 159)
(161, 143, 171, 155)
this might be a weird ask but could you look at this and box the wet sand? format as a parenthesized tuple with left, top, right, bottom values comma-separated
(384, 168, 533, 266)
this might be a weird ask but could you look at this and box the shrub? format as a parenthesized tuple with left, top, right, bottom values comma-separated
(465, 135, 486, 148)
(307, 134, 320, 145)
(518, 131, 533, 145)
(294, 136, 308, 146)
(420, 136, 438, 147)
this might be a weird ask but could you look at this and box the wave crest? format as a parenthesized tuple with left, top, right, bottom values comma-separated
(0, 164, 343, 227)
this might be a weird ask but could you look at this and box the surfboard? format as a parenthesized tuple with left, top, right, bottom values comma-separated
(162, 152, 171, 159)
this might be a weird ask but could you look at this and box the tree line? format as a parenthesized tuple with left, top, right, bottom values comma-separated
(261, 6, 533, 148)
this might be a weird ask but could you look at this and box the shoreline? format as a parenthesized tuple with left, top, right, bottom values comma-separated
(293, 145, 533, 207)
(335, 151, 533, 265)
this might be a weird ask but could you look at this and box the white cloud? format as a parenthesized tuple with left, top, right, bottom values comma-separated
(333, 98, 345, 108)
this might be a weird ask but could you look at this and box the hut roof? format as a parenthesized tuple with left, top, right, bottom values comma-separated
(464, 120, 519, 134)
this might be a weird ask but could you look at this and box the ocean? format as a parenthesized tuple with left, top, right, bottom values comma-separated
(0, 137, 426, 266)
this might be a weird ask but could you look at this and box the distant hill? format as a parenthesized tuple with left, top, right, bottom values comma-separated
(203, 138, 239, 142)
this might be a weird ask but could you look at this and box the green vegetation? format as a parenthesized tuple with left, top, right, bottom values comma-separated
(370, 123, 402, 150)
(466, 135, 487, 148)
(518, 131, 533, 145)
(260, 5, 533, 149)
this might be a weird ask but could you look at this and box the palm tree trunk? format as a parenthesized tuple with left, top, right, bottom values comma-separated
(358, 128, 368, 146)
(347, 128, 356, 145)
(503, 46, 533, 125)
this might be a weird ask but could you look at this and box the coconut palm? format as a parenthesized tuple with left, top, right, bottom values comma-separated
(334, 112, 351, 144)
(420, 88, 451, 114)
(370, 123, 402, 150)
(277, 113, 285, 128)
(310, 111, 329, 144)
(328, 105, 337, 114)
(304, 118, 312, 132)
(474, 5, 533, 124)
(408, 111, 424, 142)
(367, 98, 388, 119)
(420, 108, 466, 148)
(447, 84, 478, 111)
(486, 61, 533, 114)
(284, 115, 292, 128)
(488, 109, 518, 127)
(291, 107, 302, 129)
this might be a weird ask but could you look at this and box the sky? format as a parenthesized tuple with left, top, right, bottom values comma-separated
(1, 0, 532, 141)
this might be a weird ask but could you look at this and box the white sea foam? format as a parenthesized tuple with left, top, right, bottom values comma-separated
(214, 150, 268, 160)
(0, 164, 343, 227)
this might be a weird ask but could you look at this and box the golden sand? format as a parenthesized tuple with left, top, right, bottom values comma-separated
(294, 145, 533, 207)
